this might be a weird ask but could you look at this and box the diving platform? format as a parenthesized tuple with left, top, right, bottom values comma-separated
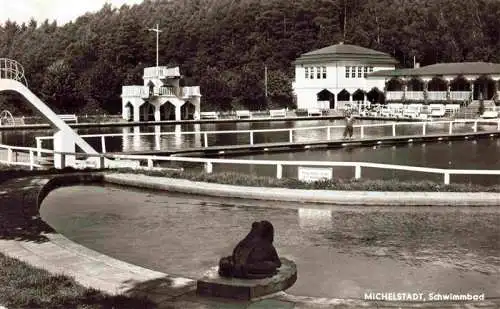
(121, 66, 201, 122)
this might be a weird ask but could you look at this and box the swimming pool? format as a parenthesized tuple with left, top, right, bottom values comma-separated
(40, 185, 500, 298)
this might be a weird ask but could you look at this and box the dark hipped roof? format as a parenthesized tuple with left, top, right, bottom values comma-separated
(295, 43, 398, 65)
(368, 62, 500, 77)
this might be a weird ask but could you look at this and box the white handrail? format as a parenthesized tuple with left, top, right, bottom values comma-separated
(34, 119, 496, 141)
(3, 143, 500, 185)
(34, 118, 500, 153)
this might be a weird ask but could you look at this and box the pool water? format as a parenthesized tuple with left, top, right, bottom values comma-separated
(40, 185, 500, 298)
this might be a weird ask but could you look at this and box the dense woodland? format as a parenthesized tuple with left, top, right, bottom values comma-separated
(1, 0, 500, 115)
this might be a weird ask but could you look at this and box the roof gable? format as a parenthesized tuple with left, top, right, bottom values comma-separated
(303, 43, 390, 57)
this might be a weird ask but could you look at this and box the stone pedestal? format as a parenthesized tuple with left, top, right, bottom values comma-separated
(196, 258, 297, 300)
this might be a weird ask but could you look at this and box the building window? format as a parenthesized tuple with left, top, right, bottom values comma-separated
(357, 67, 362, 78)
(351, 66, 356, 78)
(364, 66, 368, 78)
(310, 67, 315, 79)
(305, 67, 309, 79)
(345, 67, 350, 78)
(322, 67, 327, 79)
(316, 66, 321, 79)
(369, 66, 374, 72)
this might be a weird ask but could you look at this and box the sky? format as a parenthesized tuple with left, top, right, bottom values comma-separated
(0, 0, 144, 25)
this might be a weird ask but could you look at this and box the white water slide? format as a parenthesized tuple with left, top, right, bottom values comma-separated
(0, 58, 98, 167)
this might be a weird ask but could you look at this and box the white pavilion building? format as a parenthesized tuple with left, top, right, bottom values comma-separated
(121, 66, 201, 122)
(293, 42, 500, 110)
(292, 42, 397, 110)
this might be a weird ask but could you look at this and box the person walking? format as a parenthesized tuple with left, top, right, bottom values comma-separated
(343, 112, 355, 139)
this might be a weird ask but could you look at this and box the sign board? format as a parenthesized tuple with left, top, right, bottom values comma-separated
(298, 166, 333, 183)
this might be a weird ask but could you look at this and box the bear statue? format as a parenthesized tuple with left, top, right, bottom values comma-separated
(218, 220, 282, 279)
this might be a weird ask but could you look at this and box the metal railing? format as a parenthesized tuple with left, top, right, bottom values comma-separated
(35, 118, 500, 155)
(143, 66, 180, 79)
(181, 86, 201, 97)
(121, 85, 149, 97)
(3, 143, 500, 185)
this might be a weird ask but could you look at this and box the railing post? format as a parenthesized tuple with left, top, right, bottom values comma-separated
(6, 147, 12, 164)
(276, 164, 283, 179)
(444, 172, 450, 185)
(448, 121, 453, 135)
(392, 123, 396, 137)
(360, 126, 365, 139)
(250, 131, 254, 145)
(205, 162, 213, 174)
(355, 165, 361, 179)
(29, 150, 35, 170)
(473, 121, 478, 132)
(101, 136, 107, 153)
(422, 122, 426, 136)
(147, 158, 154, 169)
(289, 129, 293, 143)
(203, 132, 208, 148)
(60, 153, 66, 169)
(326, 127, 331, 140)
(36, 138, 42, 158)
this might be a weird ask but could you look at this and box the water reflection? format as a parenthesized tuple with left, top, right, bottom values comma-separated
(298, 208, 332, 228)
(133, 126, 141, 151)
(154, 125, 161, 151)
(174, 125, 182, 148)
(122, 127, 129, 152)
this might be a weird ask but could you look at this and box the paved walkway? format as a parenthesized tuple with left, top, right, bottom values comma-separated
(0, 174, 499, 308)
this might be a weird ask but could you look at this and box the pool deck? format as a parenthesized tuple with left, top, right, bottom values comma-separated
(0, 174, 499, 308)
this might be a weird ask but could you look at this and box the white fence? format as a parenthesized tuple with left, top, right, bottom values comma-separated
(427, 91, 448, 101)
(450, 91, 470, 101)
(155, 87, 175, 96)
(405, 91, 424, 101)
(143, 66, 180, 79)
(121, 85, 149, 98)
(181, 86, 201, 97)
(3, 143, 500, 185)
(386, 91, 471, 102)
(34, 118, 500, 155)
(386, 91, 404, 101)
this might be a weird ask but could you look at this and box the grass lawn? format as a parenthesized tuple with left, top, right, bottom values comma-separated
(0, 253, 154, 309)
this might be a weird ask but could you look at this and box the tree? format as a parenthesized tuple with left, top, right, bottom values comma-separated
(266, 69, 294, 109)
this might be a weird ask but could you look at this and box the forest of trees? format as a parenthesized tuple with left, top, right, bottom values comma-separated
(0, 0, 499, 115)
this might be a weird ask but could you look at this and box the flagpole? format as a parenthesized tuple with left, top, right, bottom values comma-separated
(265, 65, 268, 97)
(148, 24, 162, 67)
